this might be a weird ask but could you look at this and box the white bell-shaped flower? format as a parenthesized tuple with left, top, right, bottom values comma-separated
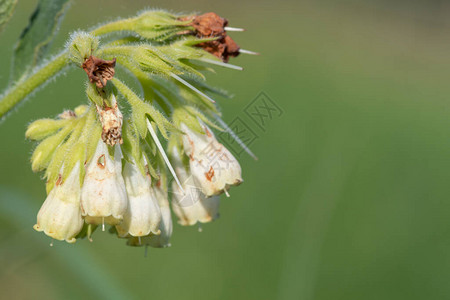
(171, 147, 220, 226)
(147, 183, 173, 247)
(125, 182, 173, 248)
(81, 140, 127, 225)
(116, 161, 161, 237)
(180, 122, 242, 196)
(34, 162, 84, 243)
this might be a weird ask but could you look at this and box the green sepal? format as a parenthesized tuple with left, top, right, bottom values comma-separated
(142, 149, 159, 180)
(45, 118, 85, 192)
(112, 77, 175, 139)
(83, 110, 102, 168)
(76, 223, 98, 241)
(133, 45, 176, 76)
(86, 83, 104, 106)
(172, 106, 204, 134)
(185, 106, 224, 132)
(122, 121, 146, 176)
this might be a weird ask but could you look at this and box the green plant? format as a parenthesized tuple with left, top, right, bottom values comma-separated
(0, 1, 257, 248)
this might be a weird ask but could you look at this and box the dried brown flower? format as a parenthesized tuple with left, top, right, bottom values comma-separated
(181, 12, 240, 62)
(191, 12, 228, 37)
(82, 56, 116, 89)
(196, 35, 240, 62)
(96, 101, 123, 146)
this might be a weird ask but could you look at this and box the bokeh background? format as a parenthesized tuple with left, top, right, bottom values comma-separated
(1, 0, 450, 299)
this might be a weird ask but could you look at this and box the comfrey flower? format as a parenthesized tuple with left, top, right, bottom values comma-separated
(126, 181, 173, 248)
(180, 122, 243, 197)
(8, 7, 257, 248)
(171, 147, 220, 226)
(115, 160, 161, 237)
(34, 162, 84, 243)
(81, 139, 128, 226)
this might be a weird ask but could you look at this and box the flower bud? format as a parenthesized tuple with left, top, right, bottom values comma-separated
(133, 46, 175, 75)
(26, 119, 70, 141)
(181, 122, 242, 196)
(81, 140, 128, 225)
(33, 162, 84, 243)
(67, 31, 99, 66)
(134, 10, 189, 41)
(115, 161, 161, 237)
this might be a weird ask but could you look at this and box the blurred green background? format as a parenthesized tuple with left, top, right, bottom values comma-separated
(1, 0, 450, 299)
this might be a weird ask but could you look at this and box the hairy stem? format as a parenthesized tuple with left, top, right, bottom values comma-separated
(0, 19, 138, 119)
(0, 52, 68, 119)
(90, 18, 136, 36)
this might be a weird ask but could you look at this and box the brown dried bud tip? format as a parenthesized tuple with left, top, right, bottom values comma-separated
(58, 110, 76, 120)
(185, 12, 240, 62)
(82, 56, 116, 89)
(96, 102, 123, 146)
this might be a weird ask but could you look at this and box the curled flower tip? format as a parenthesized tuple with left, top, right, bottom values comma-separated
(82, 55, 116, 88)
(96, 95, 123, 146)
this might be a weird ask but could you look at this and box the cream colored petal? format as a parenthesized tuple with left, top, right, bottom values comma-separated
(80, 140, 127, 224)
(180, 122, 243, 196)
(116, 161, 161, 237)
(34, 163, 83, 243)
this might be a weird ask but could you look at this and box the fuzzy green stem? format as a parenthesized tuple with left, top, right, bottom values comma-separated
(0, 53, 68, 118)
(0, 19, 141, 119)
(98, 45, 134, 59)
(90, 18, 136, 36)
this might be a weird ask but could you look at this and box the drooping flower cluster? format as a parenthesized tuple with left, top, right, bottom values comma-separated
(25, 9, 256, 248)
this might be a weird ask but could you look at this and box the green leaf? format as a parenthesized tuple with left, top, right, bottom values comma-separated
(0, 0, 18, 33)
(12, 0, 71, 82)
